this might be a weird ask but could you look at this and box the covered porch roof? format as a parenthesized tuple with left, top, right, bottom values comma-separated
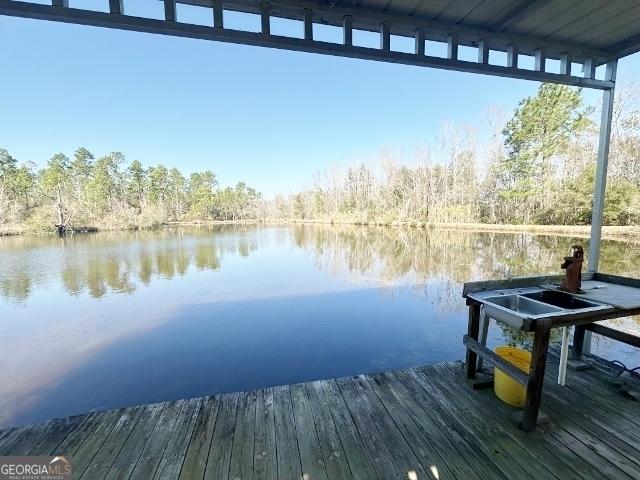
(0, 0, 638, 88)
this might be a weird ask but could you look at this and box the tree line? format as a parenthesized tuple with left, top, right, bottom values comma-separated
(266, 83, 640, 226)
(3, 82, 640, 233)
(0, 148, 261, 233)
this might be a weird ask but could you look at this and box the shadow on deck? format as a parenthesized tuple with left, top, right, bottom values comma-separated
(0, 355, 638, 480)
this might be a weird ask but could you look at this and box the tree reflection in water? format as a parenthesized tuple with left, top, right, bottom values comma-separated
(1, 223, 639, 347)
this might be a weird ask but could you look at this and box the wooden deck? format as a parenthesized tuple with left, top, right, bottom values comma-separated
(0, 357, 639, 480)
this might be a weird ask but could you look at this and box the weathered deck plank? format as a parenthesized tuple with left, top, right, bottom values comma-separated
(273, 385, 302, 480)
(154, 398, 202, 480)
(129, 400, 185, 480)
(304, 381, 354, 480)
(314, 380, 378, 480)
(80, 406, 145, 480)
(103, 403, 166, 480)
(1, 360, 638, 480)
(179, 396, 220, 480)
(203, 392, 238, 480)
(253, 388, 277, 480)
(228, 391, 256, 480)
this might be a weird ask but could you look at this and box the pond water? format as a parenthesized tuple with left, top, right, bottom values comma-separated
(1, 224, 639, 427)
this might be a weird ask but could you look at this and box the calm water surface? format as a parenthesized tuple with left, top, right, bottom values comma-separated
(1, 224, 639, 427)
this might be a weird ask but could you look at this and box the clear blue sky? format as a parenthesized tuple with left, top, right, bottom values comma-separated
(1, 2, 640, 196)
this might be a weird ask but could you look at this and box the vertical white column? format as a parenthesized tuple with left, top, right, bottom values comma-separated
(588, 61, 617, 274)
(558, 326, 570, 386)
(585, 61, 617, 355)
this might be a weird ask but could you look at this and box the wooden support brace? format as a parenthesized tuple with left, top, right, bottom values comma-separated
(380, 21, 390, 51)
(303, 8, 312, 41)
(585, 323, 640, 348)
(534, 47, 545, 72)
(212, 0, 223, 28)
(414, 27, 425, 55)
(573, 324, 586, 358)
(507, 43, 518, 68)
(477, 39, 489, 64)
(447, 33, 458, 60)
(343, 15, 352, 46)
(164, 0, 176, 22)
(260, 1, 270, 35)
(109, 0, 123, 15)
(463, 335, 529, 386)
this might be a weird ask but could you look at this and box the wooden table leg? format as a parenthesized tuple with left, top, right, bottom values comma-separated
(520, 320, 551, 432)
(465, 301, 481, 379)
(573, 324, 586, 358)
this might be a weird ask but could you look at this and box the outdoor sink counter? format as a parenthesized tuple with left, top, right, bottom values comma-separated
(462, 272, 640, 432)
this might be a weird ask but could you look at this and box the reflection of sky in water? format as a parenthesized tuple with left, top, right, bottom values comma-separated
(0, 225, 639, 427)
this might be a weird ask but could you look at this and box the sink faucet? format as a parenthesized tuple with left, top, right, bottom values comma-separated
(560, 245, 584, 293)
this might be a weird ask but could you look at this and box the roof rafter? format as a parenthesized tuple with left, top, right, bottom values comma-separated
(0, 0, 618, 89)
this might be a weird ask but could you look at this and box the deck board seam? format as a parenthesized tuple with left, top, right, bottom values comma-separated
(152, 401, 190, 480)
(433, 364, 596, 480)
(334, 377, 405, 480)
(120, 402, 170, 480)
(287, 386, 305, 480)
(307, 382, 357, 480)
(195, 396, 222, 480)
(363, 373, 453, 480)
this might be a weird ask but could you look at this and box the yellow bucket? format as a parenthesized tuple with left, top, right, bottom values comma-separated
(494, 346, 531, 408)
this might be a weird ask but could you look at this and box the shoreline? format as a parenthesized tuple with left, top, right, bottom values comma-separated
(2, 220, 640, 239)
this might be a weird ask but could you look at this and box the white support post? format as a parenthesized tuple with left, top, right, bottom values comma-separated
(585, 61, 617, 355)
(588, 60, 617, 274)
(558, 326, 570, 385)
(212, 0, 223, 29)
